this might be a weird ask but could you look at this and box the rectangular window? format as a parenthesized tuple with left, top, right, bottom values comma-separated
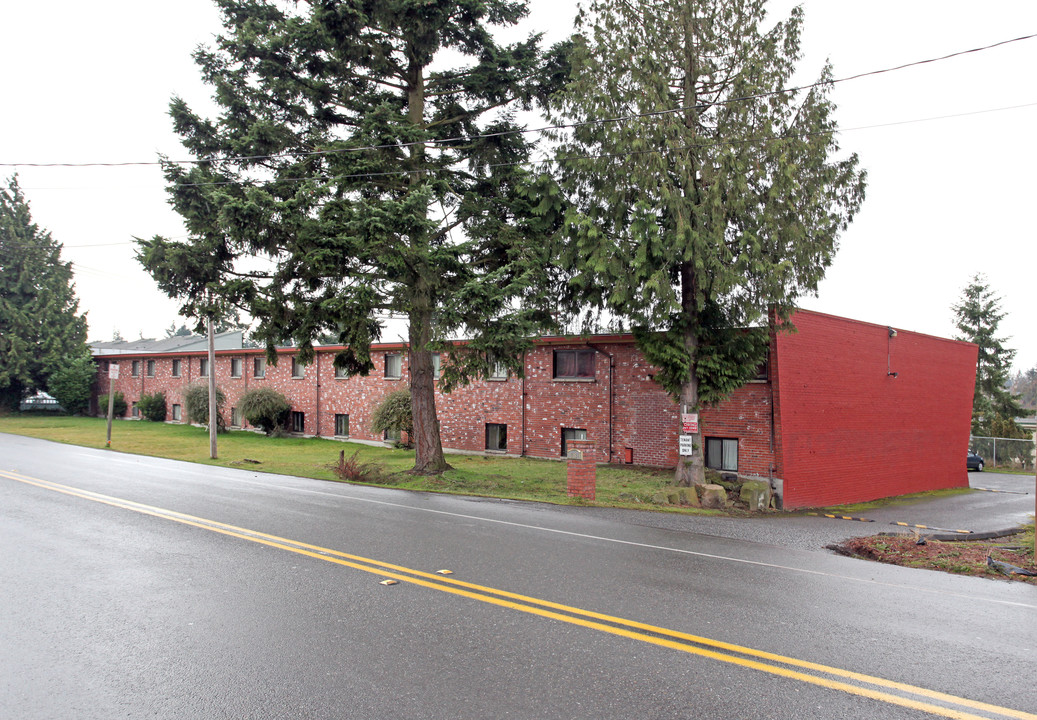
(384, 428, 401, 443)
(231, 358, 242, 378)
(131, 402, 139, 418)
(705, 437, 739, 472)
(334, 413, 350, 437)
(753, 358, 769, 382)
(291, 411, 305, 434)
(199, 358, 209, 377)
(291, 356, 306, 378)
(334, 363, 349, 379)
(553, 349, 595, 379)
(131, 360, 140, 377)
(431, 353, 441, 380)
(253, 357, 266, 378)
(230, 407, 241, 427)
(172, 359, 181, 377)
(488, 359, 508, 381)
(485, 423, 507, 452)
(561, 427, 588, 457)
(146, 360, 155, 377)
(172, 404, 182, 421)
(384, 353, 401, 379)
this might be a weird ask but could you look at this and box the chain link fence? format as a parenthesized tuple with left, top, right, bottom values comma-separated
(970, 435, 1036, 471)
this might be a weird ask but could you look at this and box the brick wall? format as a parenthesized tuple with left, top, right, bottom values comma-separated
(772, 310, 977, 508)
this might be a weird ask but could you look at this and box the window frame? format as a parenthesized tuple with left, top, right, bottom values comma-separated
(230, 357, 242, 378)
(334, 413, 350, 437)
(553, 349, 595, 380)
(384, 353, 402, 380)
(199, 358, 209, 377)
(291, 411, 305, 434)
(253, 356, 266, 379)
(487, 358, 508, 381)
(485, 423, 507, 452)
(705, 437, 739, 472)
(131, 360, 140, 377)
(171, 359, 181, 378)
(146, 360, 155, 377)
(172, 404, 182, 421)
(334, 363, 349, 379)
(431, 353, 441, 380)
(291, 356, 306, 379)
(230, 407, 242, 427)
(561, 427, 588, 457)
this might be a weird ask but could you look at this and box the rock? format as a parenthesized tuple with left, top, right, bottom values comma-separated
(677, 487, 700, 507)
(739, 480, 772, 511)
(700, 483, 728, 509)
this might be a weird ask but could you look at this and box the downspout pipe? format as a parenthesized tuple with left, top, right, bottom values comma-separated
(587, 343, 614, 464)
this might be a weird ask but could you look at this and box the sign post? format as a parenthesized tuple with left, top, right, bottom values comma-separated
(106, 363, 119, 447)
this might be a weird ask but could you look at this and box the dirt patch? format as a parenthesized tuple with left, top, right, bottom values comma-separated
(829, 527, 1035, 583)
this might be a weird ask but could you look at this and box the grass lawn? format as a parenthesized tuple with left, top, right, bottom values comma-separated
(0, 415, 711, 511)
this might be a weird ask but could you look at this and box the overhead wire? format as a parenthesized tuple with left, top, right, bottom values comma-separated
(1, 31, 1034, 170)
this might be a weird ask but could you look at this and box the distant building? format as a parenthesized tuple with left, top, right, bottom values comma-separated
(91, 310, 977, 509)
(89, 331, 244, 356)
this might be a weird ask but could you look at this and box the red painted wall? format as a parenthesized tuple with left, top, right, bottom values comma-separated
(772, 310, 977, 508)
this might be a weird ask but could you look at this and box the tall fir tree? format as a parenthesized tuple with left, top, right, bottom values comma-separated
(137, 0, 567, 473)
(548, 0, 866, 486)
(953, 273, 1025, 437)
(0, 175, 90, 410)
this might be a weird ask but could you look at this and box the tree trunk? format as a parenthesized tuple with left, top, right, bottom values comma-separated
(408, 300, 450, 474)
(674, 262, 705, 488)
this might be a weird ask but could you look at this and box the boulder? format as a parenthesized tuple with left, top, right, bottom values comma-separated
(699, 483, 728, 509)
(739, 480, 772, 511)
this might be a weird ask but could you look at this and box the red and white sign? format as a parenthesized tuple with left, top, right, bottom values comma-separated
(681, 413, 698, 434)
(108, 364, 119, 380)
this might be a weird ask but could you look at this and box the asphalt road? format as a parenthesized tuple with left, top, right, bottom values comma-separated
(2, 433, 1035, 719)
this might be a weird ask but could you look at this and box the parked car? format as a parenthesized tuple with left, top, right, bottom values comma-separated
(967, 451, 984, 472)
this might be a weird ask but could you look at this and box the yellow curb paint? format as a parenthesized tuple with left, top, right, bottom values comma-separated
(4, 469, 1035, 720)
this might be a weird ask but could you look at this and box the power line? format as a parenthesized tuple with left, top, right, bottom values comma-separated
(2, 32, 1034, 169)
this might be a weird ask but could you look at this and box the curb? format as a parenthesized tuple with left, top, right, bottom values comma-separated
(880, 526, 1027, 542)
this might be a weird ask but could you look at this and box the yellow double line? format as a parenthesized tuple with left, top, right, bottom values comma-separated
(4, 468, 1034, 720)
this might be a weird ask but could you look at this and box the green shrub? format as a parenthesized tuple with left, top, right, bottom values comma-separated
(332, 449, 386, 484)
(137, 392, 167, 422)
(47, 355, 96, 415)
(98, 391, 127, 418)
(182, 382, 226, 432)
(370, 389, 412, 445)
(238, 387, 291, 436)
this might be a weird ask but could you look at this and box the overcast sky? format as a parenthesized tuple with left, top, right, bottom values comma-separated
(2, 1, 1034, 373)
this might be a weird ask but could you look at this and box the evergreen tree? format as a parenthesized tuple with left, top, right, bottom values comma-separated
(953, 274, 1025, 437)
(137, 0, 566, 473)
(548, 0, 865, 486)
(0, 175, 90, 410)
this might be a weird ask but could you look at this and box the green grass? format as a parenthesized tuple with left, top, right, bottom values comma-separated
(0, 415, 705, 511)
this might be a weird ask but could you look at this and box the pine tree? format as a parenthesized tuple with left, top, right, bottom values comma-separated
(548, 0, 866, 486)
(953, 274, 1025, 437)
(137, 0, 567, 473)
(0, 175, 90, 410)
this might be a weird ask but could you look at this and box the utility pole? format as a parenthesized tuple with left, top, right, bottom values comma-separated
(105, 362, 118, 447)
(208, 314, 217, 459)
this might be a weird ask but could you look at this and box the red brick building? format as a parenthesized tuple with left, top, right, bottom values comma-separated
(92, 309, 977, 508)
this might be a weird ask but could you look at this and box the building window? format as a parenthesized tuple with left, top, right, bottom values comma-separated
(334, 413, 350, 437)
(146, 360, 155, 377)
(488, 358, 508, 381)
(199, 358, 209, 377)
(553, 349, 595, 380)
(334, 363, 349, 379)
(230, 407, 241, 427)
(291, 356, 306, 378)
(485, 423, 507, 452)
(291, 411, 305, 434)
(231, 358, 242, 378)
(384, 428, 401, 443)
(172, 359, 181, 377)
(561, 427, 587, 457)
(131, 360, 140, 377)
(705, 437, 739, 472)
(384, 353, 401, 379)
(432, 353, 441, 380)
(131, 402, 139, 418)
(753, 358, 769, 382)
(172, 404, 182, 421)
(253, 357, 266, 378)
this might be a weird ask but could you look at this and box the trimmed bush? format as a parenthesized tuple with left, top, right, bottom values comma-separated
(370, 389, 412, 445)
(182, 383, 226, 432)
(137, 392, 167, 422)
(238, 387, 291, 436)
(98, 391, 127, 418)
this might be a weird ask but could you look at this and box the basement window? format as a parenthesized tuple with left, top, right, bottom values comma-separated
(172, 404, 182, 421)
(334, 413, 350, 437)
(291, 411, 305, 434)
(705, 437, 739, 472)
(485, 423, 507, 452)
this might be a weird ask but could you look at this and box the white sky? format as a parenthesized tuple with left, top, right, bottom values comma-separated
(2, 0, 1034, 372)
